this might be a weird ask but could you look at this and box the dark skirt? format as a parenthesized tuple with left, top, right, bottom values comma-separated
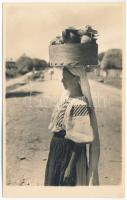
(44, 130, 88, 186)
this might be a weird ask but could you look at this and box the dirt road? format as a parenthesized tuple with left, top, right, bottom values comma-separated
(6, 77, 122, 185)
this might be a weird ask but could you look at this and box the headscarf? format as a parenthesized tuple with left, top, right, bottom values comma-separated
(65, 65, 100, 185)
(66, 65, 99, 139)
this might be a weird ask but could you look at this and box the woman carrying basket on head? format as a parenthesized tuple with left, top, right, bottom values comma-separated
(44, 65, 100, 186)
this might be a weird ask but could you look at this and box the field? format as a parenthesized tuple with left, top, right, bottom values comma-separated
(6, 71, 122, 185)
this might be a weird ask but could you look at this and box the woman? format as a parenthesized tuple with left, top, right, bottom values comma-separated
(44, 66, 100, 186)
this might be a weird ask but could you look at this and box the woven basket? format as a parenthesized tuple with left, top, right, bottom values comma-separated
(49, 43, 98, 67)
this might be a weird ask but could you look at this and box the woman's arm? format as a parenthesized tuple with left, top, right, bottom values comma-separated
(63, 143, 83, 182)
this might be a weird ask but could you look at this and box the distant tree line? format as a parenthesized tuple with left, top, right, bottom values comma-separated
(6, 54, 49, 78)
(6, 49, 122, 79)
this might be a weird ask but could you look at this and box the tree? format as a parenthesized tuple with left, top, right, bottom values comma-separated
(101, 49, 122, 70)
(33, 58, 48, 71)
(16, 55, 33, 74)
(16, 54, 49, 75)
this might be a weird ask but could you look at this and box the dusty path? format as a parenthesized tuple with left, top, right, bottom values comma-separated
(6, 77, 122, 185)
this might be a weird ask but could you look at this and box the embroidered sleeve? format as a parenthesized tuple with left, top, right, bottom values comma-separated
(56, 99, 70, 128)
(70, 104, 89, 117)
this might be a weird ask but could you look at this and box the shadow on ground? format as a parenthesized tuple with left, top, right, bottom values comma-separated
(6, 82, 28, 93)
(6, 91, 42, 98)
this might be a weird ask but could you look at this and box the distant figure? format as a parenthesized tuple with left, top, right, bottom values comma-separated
(48, 69, 54, 80)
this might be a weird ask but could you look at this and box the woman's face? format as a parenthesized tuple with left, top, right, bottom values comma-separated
(61, 68, 78, 91)
(62, 70, 71, 89)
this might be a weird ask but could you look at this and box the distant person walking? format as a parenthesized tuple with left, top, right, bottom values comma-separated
(48, 69, 54, 80)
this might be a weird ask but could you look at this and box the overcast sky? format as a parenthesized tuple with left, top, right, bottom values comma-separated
(4, 3, 125, 61)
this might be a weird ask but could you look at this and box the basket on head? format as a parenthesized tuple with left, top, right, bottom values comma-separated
(49, 42, 98, 68)
(49, 25, 98, 69)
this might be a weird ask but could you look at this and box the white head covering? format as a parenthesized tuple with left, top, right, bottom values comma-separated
(66, 65, 99, 139)
(68, 65, 93, 107)
(65, 65, 100, 185)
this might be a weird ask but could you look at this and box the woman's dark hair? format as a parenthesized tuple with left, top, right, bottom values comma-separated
(63, 67, 77, 78)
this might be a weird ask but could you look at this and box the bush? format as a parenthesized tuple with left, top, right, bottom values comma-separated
(6, 61, 18, 79)
(101, 49, 122, 70)
(6, 69, 17, 78)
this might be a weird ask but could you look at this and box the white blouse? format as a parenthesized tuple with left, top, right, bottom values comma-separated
(48, 95, 94, 143)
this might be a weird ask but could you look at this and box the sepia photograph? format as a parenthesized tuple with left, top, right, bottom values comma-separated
(3, 1, 125, 198)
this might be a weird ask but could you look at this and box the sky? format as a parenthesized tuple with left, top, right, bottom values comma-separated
(3, 3, 125, 61)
